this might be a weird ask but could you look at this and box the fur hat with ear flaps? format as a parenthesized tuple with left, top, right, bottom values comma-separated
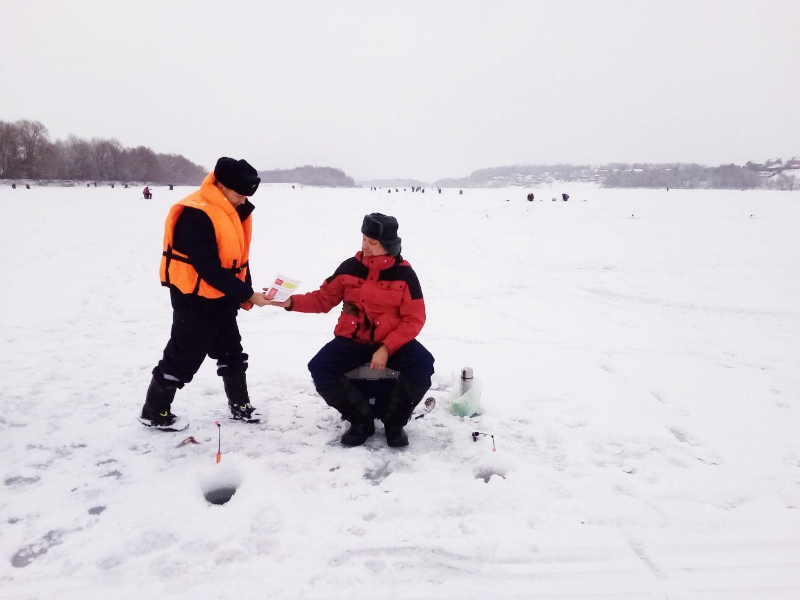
(214, 157, 260, 197)
(361, 213, 402, 256)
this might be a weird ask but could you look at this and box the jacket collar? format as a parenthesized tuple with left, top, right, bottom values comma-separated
(199, 172, 237, 216)
(237, 199, 255, 220)
(356, 251, 398, 270)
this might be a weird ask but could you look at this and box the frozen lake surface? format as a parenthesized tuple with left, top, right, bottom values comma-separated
(1, 183, 799, 599)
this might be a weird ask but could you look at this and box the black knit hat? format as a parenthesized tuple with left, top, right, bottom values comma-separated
(361, 213, 402, 256)
(214, 157, 260, 197)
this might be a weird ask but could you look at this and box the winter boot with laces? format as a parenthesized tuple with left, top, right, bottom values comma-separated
(223, 372, 262, 423)
(139, 377, 187, 431)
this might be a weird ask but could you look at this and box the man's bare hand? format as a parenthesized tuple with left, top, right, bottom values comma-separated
(262, 289, 293, 309)
(370, 345, 389, 370)
(248, 292, 270, 307)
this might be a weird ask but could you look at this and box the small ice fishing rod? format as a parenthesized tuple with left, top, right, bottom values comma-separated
(215, 420, 222, 463)
(472, 431, 496, 452)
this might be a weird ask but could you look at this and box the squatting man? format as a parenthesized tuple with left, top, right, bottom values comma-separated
(265, 212, 435, 448)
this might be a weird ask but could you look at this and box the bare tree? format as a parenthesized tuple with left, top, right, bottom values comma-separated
(36, 140, 61, 179)
(123, 146, 163, 182)
(91, 138, 123, 180)
(0, 120, 21, 178)
(16, 120, 50, 177)
(62, 135, 96, 180)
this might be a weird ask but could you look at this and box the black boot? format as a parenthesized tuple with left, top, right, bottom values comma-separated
(341, 419, 376, 446)
(222, 372, 262, 423)
(385, 425, 409, 448)
(140, 377, 179, 429)
(316, 377, 375, 447)
(382, 375, 430, 447)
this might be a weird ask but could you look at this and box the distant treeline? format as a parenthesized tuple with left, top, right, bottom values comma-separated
(258, 165, 354, 187)
(0, 119, 207, 184)
(432, 162, 797, 190)
(602, 163, 781, 190)
(432, 164, 591, 188)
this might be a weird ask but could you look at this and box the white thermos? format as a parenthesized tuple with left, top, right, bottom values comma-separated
(451, 367, 480, 417)
(460, 367, 473, 395)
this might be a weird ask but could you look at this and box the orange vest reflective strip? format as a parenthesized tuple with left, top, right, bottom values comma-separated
(159, 174, 252, 299)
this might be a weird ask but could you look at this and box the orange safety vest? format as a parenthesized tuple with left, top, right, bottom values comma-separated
(159, 173, 252, 298)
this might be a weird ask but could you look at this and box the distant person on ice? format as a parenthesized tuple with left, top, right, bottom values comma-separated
(143, 186, 152, 199)
(266, 213, 435, 448)
(140, 157, 271, 430)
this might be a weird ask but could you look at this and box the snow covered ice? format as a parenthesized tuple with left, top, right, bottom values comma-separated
(1, 183, 799, 599)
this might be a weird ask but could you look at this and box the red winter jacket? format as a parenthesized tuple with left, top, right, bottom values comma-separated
(289, 252, 426, 354)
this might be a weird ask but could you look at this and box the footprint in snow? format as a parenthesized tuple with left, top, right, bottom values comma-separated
(11, 530, 65, 568)
(668, 427, 723, 465)
(5, 475, 41, 487)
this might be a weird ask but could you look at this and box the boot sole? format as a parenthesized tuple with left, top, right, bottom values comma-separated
(387, 438, 409, 448)
(341, 429, 375, 446)
(229, 415, 262, 424)
(138, 415, 189, 432)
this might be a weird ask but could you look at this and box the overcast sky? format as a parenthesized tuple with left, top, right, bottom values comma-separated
(2, 0, 798, 181)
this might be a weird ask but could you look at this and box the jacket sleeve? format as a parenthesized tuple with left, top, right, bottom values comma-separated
(237, 203, 255, 290)
(173, 208, 254, 303)
(289, 270, 347, 314)
(381, 279, 426, 355)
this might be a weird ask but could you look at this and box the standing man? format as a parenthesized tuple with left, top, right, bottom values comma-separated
(140, 157, 269, 430)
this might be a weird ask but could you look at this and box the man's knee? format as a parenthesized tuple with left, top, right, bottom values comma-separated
(307, 353, 328, 387)
(152, 366, 186, 389)
(216, 352, 248, 377)
(417, 345, 435, 377)
(391, 342, 435, 385)
(307, 340, 350, 386)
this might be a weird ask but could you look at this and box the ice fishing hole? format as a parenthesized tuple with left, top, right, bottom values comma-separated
(198, 464, 242, 506)
(204, 487, 237, 505)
